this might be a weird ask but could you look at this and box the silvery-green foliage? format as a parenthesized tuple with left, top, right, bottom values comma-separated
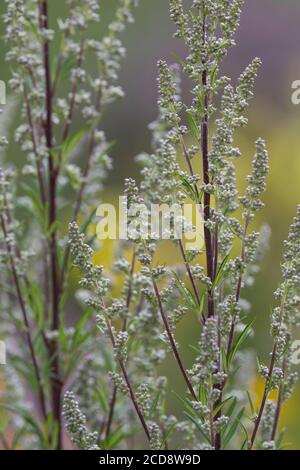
(67, 0, 300, 450)
(132, 2, 270, 450)
(254, 207, 300, 445)
(0, 0, 138, 450)
(68, 220, 185, 449)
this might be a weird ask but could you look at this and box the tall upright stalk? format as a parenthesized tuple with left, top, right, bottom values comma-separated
(37, 0, 63, 448)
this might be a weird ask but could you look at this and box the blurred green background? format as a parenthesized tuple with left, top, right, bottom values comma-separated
(1, 0, 300, 448)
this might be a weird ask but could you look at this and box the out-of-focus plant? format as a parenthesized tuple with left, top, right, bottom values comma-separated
(66, 0, 300, 451)
(0, 0, 138, 450)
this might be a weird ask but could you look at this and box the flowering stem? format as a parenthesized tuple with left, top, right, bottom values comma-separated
(123, 250, 136, 330)
(249, 345, 277, 449)
(227, 220, 250, 356)
(0, 213, 47, 421)
(23, 84, 47, 207)
(214, 213, 250, 449)
(200, 18, 214, 318)
(200, 13, 220, 449)
(60, 88, 102, 289)
(39, 0, 62, 448)
(152, 278, 197, 400)
(249, 286, 287, 449)
(104, 249, 136, 439)
(270, 360, 285, 442)
(105, 386, 117, 440)
(105, 319, 150, 441)
(179, 135, 202, 204)
(213, 220, 250, 449)
(178, 240, 201, 306)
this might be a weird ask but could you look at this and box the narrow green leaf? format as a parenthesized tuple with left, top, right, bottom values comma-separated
(186, 111, 200, 141)
(276, 430, 286, 449)
(212, 253, 231, 289)
(222, 407, 245, 449)
(225, 397, 237, 418)
(227, 318, 255, 366)
(104, 426, 127, 450)
(183, 411, 211, 444)
(246, 390, 255, 416)
(159, 422, 177, 450)
(62, 120, 97, 160)
(95, 387, 109, 414)
(178, 174, 198, 202)
(71, 308, 93, 350)
(213, 396, 235, 417)
(173, 271, 198, 312)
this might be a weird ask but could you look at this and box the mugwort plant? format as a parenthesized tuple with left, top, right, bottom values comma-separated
(0, 0, 300, 451)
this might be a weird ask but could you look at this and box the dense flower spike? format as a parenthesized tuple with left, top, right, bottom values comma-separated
(251, 207, 300, 448)
(63, 391, 100, 450)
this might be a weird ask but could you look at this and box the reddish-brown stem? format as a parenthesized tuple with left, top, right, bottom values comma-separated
(23, 85, 47, 207)
(39, 0, 62, 448)
(200, 14, 220, 449)
(105, 321, 150, 441)
(270, 360, 285, 442)
(249, 281, 287, 449)
(152, 278, 197, 400)
(212, 225, 220, 448)
(0, 214, 47, 420)
(23, 83, 51, 334)
(226, 221, 249, 358)
(214, 221, 249, 449)
(178, 240, 205, 325)
(105, 386, 117, 440)
(104, 250, 136, 439)
(178, 240, 200, 306)
(200, 17, 214, 318)
(118, 359, 150, 441)
(249, 345, 277, 449)
(214, 314, 223, 450)
(180, 135, 201, 204)
(59, 89, 102, 288)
